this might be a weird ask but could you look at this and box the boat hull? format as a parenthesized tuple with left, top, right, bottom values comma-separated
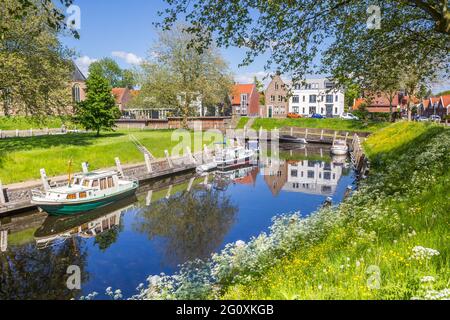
(35, 187, 138, 216)
(331, 148, 349, 155)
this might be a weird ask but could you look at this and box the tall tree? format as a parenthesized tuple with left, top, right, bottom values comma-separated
(75, 73, 120, 136)
(0, 0, 75, 117)
(133, 24, 234, 127)
(158, 1, 449, 101)
(88, 58, 135, 89)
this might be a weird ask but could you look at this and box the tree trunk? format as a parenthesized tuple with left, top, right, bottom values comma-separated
(96, 127, 100, 137)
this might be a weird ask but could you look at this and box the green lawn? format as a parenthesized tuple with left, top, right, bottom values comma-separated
(0, 116, 75, 130)
(236, 117, 249, 129)
(220, 122, 449, 300)
(251, 118, 388, 132)
(0, 130, 223, 184)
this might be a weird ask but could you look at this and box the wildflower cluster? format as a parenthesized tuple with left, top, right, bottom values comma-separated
(410, 246, 440, 261)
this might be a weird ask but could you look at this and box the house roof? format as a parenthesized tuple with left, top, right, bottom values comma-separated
(112, 88, 128, 104)
(352, 93, 417, 110)
(231, 84, 255, 105)
(72, 62, 86, 82)
(234, 168, 259, 186)
(440, 95, 450, 107)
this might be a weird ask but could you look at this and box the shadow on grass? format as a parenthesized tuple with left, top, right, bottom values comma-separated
(0, 132, 125, 167)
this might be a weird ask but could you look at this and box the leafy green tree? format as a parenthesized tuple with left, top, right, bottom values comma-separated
(133, 24, 233, 127)
(75, 73, 120, 136)
(0, 0, 75, 117)
(88, 58, 135, 89)
(158, 1, 449, 104)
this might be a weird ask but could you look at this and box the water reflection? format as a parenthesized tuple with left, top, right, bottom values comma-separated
(134, 187, 238, 267)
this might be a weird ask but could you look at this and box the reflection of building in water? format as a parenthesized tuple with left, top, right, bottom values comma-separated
(1, 230, 7, 252)
(262, 158, 288, 196)
(283, 160, 343, 196)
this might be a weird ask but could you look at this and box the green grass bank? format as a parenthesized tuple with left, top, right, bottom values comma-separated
(219, 122, 449, 300)
(0, 116, 75, 130)
(0, 130, 222, 184)
(251, 118, 388, 132)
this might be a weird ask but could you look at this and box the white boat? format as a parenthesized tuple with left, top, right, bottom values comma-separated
(331, 140, 349, 155)
(31, 170, 138, 216)
(196, 147, 255, 173)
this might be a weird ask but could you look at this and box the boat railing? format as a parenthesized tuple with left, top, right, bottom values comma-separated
(31, 189, 45, 198)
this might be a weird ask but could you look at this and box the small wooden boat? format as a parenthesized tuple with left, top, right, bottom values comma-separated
(279, 135, 308, 144)
(331, 140, 349, 155)
(31, 170, 138, 216)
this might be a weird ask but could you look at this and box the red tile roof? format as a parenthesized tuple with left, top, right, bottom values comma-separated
(112, 88, 127, 104)
(440, 95, 450, 107)
(231, 84, 255, 105)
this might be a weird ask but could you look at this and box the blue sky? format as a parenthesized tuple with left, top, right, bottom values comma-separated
(62, 0, 271, 84)
(62, 0, 448, 93)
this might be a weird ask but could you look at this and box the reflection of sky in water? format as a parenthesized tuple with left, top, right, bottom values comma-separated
(0, 145, 356, 299)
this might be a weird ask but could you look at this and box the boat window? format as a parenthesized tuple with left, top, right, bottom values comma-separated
(83, 179, 90, 187)
(107, 177, 114, 188)
(71, 177, 81, 185)
(79, 192, 87, 199)
(67, 194, 77, 200)
(100, 178, 107, 190)
(92, 180, 99, 188)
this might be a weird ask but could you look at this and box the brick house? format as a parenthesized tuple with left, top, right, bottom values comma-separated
(71, 63, 87, 108)
(230, 84, 260, 116)
(263, 73, 288, 118)
(112, 88, 133, 111)
(419, 95, 450, 118)
(352, 92, 413, 113)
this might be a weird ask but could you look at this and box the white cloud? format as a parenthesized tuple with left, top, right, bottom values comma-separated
(75, 55, 97, 76)
(234, 71, 270, 86)
(112, 51, 143, 65)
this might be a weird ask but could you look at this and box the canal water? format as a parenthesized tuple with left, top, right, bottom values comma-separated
(0, 144, 356, 300)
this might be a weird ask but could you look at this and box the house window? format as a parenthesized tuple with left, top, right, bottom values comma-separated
(335, 95, 338, 102)
(309, 106, 316, 114)
(335, 107, 338, 114)
(278, 95, 283, 102)
(309, 95, 317, 103)
(275, 82, 279, 90)
(270, 95, 275, 102)
(72, 84, 81, 103)
(291, 170, 298, 177)
(307, 171, 315, 178)
(302, 107, 306, 114)
(293, 106, 299, 114)
(326, 95, 334, 103)
(292, 95, 299, 103)
(325, 82, 334, 89)
(303, 96, 306, 102)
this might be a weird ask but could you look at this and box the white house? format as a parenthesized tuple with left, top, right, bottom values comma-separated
(288, 78, 345, 117)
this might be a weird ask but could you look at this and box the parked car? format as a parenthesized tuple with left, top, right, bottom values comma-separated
(340, 113, 359, 120)
(430, 115, 441, 122)
(310, 113, 324, 119)
(287, 113, 302, 119)
(417, 116, 429, 122)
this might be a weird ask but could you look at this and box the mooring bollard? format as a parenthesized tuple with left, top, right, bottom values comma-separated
(144, 153, 153, 173)
(81, 162, 89, 174)
(0, 180, 6, 205)
(115, 157, 124, 177)
(164, 150, 173, 168)
(40, 169, 50, 191)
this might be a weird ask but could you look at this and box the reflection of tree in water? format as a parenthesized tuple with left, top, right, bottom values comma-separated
(0, 238, 88, 300)
(134, 187, 238, 267)
(94, 223, 123, 252)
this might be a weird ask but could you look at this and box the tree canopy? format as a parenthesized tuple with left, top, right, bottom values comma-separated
(0, 0, 76, 118)
(88, 58, 136, 89)
(158, 1, 449, 93)
(131, 24, 234, 126)
(75, 72, 121, 136)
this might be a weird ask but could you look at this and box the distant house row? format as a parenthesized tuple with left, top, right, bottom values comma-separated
(352, 92, 450, 118)
(232, 73, 345, 118)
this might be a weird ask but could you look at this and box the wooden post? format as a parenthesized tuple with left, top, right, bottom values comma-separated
(0, 180, 6, 205)
(187, 177, 195, 192)
(146, 190, 153, 206)
(144, 153, 153, 173)
(81, 162, 89, 174)
(320, 130, 324, 141)
(166, 185, 173, 199)
(305, 128, 309, 140)
(290, 127, 294, 136)
(186, 146, 196, 164)
(0, 230, 7, 253)
(333, 131, 337, 145)
(40, 169, 50, 191)
(164, 150, 173, 168)
(345, 132, 349, 143)
(115, 157, 124, 177)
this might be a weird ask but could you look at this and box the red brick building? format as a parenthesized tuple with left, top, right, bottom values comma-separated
(419, 95, 450, 118)
(230, 84, 260, 117)
(352, 93, 412, 113)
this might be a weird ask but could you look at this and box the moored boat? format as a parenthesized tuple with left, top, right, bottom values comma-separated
(331, 140, 349, 155)
(279, 135, 308, 144)
(31, 170, 138, 216)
